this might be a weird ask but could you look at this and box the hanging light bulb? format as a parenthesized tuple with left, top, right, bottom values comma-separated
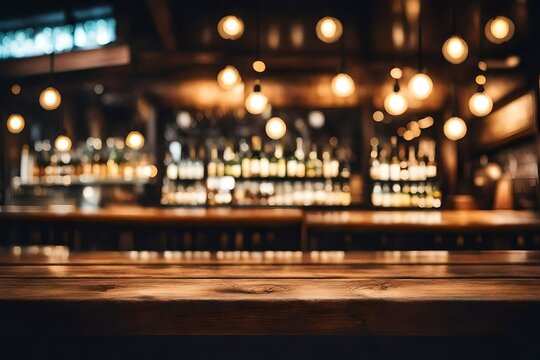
(245, 81, 268, 115)
(265, 116, 287, 140)
(308, 111, 325, 128)
(6, 113, 25, 134)
(384, 74, 408, 116)
(217, 65, 241, 90)
(252, 60, 266, 73)
(468, 89, 493, 117)
(442, 35, 469, 64)
(331, 73, 355, 97)
(485, 16, 514, 44)
(443, 116, 467, 140)
(408, 73, 433, 100)
(316, 16, 343, 44)
(217, 15, 245, 40)
(54, 133, 72, 152)
(126, 130, 145, 150)
(39, 86, 62, 110)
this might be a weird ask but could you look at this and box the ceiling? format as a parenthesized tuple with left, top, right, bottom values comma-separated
(0, 0, 536, 117)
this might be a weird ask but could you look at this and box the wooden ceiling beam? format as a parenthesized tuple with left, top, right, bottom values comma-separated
(144, 0, 176, 52)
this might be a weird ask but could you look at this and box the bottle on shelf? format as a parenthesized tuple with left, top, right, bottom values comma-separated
(389, 136, 400, 181)
(294, 137, 306, 178)
(306, 144, 323, 178)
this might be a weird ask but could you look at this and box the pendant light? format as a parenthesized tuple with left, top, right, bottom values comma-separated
(54, 108, 72, 152)
(125, 55, 145, 150)
(217, 65, 241, 90)
(409, 1, 433, 100)
(384, 68, 407, 116)
(468, 75, 493, 117)
(7, 114, 25, 134)
(444, 83, 467, 141)
(252, 2, 266, 73)
(316, 16, 343, 44)
(39, 52, 62, 110)
(245, 6, 269, 115)
(6, 87, 25, 134)
(217, 15, 244, 40)
(245, 80, 268, 114)
(485, 16, 514, 44)
(331, 33, 355, 97)
(442, 0, 469, 64)
(126, 130, 145, 150)
(265, 115, 286, 140)
(468, 8, 492, 117)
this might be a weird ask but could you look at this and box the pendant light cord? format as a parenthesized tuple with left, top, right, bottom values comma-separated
(49, 52, 55, 84)
(418, 0, 424, 72)
(256, 0, 261, 61)
(451, 0, 457, 35)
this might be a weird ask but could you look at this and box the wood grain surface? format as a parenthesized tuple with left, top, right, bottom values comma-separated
(1, 249, 540, 335)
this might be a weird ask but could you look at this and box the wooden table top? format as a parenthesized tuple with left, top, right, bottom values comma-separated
(1, 248, 540, 335)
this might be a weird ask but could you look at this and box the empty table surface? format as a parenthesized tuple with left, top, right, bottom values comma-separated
(1, 248, 540, 335)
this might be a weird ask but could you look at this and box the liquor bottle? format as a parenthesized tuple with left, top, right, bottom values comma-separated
(259, 143, 270, 178)
(250, 136, 262, 177)
(426, 140, 437, 178)
(369, 138, 380, 180)
(329, 148, 340, 178)
(378, 148, 390, 181)
(286, 147, 298, 178)
(417, 141, 427, 181)
(398, 143, 409, 181)
(207, 146, 218, 177)
(231, 146, 242, 178)
(165, 152, 178, 180)
(275, 144, 287, 178)
(294, 137, 306, 178)
(306, 145, 322, 178)
(240, 139, 251, 178)
(269, 144, 278, 177)
(322, 148, 332, 178)
(389, 136, 400, 181)
(408, 145, 419, 181)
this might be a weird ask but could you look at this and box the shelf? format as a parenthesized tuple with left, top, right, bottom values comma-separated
(370, 179, 438, 183)
(18, 178, 149, 188)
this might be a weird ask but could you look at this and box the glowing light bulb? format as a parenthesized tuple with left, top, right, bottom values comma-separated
(54, 134, 72, 152)
(39, 86, 62, 110)
(252, 60, 266, 73)
(217, 65, 241, 90)
(316, 17, 343, 43)
(217, 15, 244, 40)
(245, 83, 268, 115)
(308, 111, 325, 128)
(408, 73, 433, 100)
(331, 73, 355, 97)
(443, 116, 467, 140)
(6, 113, 25, 134)
(265, 116, 287, 140)
(485, 16, 514, 44)
(442, 35, 468, 64)
(384, 91, 408, 116)
(126, 130, 145, 150)
(468, 91, 493, 117)
(372, 111, 384, 122)
(390, 67, 402, 79)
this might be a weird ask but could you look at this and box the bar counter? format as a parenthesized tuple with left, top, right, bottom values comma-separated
(1, 206, 540, 230)
(1, 248, 540, 335)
